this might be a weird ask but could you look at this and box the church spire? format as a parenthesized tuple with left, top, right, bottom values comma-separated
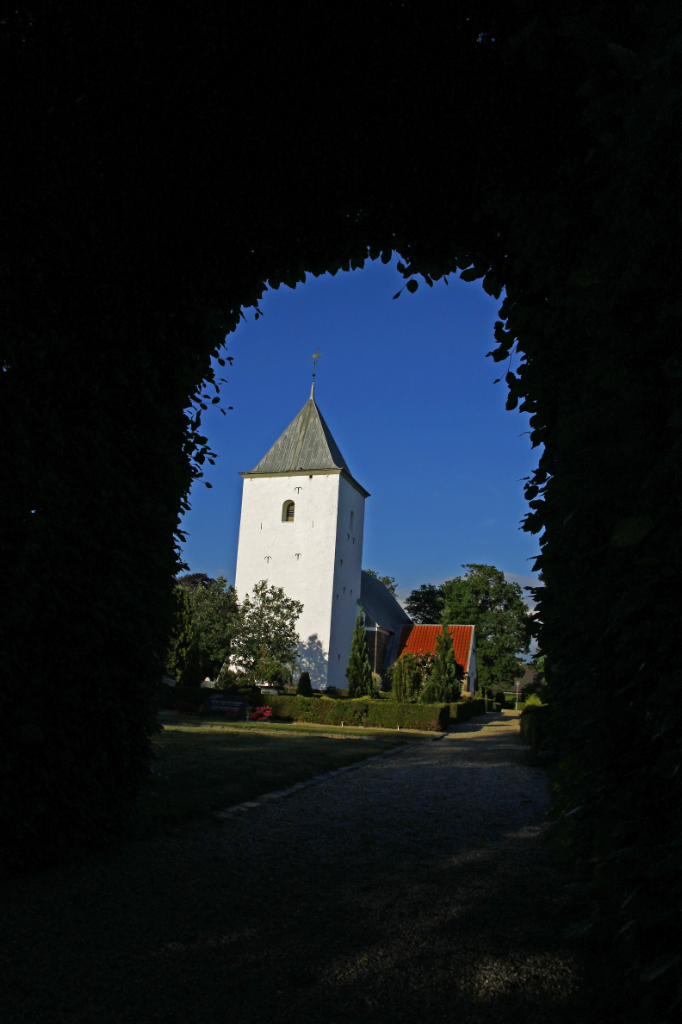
(241, 348, 369, 497)
(247, 390, 351, 476)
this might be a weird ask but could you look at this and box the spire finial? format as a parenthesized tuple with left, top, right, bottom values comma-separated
(311, 348, 320, 398)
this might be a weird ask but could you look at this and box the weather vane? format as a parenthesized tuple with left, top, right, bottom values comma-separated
(311, 348, 321, 395)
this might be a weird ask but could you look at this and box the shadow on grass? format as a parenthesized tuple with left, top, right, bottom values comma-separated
(127, 728, 405, 838)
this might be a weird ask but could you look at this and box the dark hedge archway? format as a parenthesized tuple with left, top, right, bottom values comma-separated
(2, 3, 681, 1014)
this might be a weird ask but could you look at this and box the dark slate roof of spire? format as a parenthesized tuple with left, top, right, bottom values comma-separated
(248, 388, 352, 475)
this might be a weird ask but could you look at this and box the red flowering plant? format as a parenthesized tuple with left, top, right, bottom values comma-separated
(250, 705, 273, 722)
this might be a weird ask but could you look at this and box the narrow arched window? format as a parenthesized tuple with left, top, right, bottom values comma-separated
(350, 510, 354, 532)
(282, 500, 295, 522)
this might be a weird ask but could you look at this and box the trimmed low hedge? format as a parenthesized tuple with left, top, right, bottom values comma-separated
(449, 698, 487, 722)
(519, 703, 551, 752)
(267, 695, 449, 732)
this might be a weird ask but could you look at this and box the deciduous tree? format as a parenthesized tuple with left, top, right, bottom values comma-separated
(404, 584, 444, 624)
(442, 565, 532, 689)
(230, 580, 302, 678)
(176, 572, 216, 591)
(184, 575, 240, 682)
(364, 569, 398, 596)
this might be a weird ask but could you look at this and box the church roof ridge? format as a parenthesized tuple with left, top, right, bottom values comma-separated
(246, 392, 353, 477)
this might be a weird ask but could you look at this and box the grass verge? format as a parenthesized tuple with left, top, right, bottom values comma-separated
(129, 725, 407, 838)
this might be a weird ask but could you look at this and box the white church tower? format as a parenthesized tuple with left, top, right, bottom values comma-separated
(234, 384, 369, 689)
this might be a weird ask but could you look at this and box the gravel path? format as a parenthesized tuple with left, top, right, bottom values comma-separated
(3, 712, 593, 1024)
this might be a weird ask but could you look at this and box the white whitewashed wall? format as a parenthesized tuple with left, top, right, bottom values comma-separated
(234, 471, 366, 689)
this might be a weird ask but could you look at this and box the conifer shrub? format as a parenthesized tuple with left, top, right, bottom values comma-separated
(392, 652, 421, 702)
(346, 615, 375, 697)
(164, 587, 201, 685)
(420, 624, 462, 703)
(296, 671, 313, 697)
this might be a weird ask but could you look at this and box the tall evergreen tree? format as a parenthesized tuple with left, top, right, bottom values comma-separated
(392, 657, 405, 701)
(392, 652, 421, 702)
(165, 587, 201, 685)
(346, 614, 374, 698)
(421, 624, 461, 704)
(296, 670, 312, 697)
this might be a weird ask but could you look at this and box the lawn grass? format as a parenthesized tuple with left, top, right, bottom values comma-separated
(159, 710, 437, 738)
(128, 725, 407, 838)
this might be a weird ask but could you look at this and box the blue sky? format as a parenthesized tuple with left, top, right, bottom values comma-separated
(179, 255, 542, 607)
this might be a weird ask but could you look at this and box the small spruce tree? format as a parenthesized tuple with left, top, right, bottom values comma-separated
(421, 624, 461, 703)
(346, 614, 375, 698)
(297, 670, 313, 696)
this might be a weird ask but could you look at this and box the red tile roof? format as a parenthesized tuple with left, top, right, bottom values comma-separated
(396, 625, 475, 672)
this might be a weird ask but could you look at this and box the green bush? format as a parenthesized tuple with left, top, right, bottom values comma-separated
(449, 699, 487, 723)
(392, 653, 422, 702)
(296, 671, 312, 697)
(267, 695, 449, 731)
(346, 614, 375, 697)
(519, 703, 551, 750)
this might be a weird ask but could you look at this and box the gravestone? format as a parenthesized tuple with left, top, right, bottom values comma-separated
(202, 693, 251, 720)
(257, 685, 279, 697)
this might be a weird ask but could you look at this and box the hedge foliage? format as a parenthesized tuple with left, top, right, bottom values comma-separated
(4, 12, 682, 1014)
(449, 699, 487, 722)
(268, 695, 449, 732)
(519, 704, 551, 752)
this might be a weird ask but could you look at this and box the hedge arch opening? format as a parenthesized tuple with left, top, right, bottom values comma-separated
(4, 12, 681, 1012)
